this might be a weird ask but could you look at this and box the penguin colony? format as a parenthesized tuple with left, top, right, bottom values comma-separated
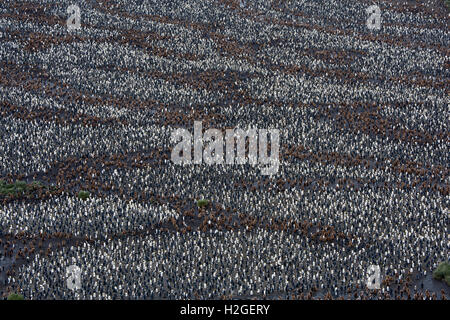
(0, 0, 448, 299)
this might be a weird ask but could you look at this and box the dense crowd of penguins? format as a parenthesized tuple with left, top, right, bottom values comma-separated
(0, 0, 449, 299)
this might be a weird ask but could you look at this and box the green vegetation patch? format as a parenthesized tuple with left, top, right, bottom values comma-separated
(0, 180, 55, 199)
(196, 199, 209, 208)
(7, 293, 25, 300)
(433, 261, 450, 286)
(77, 190, 90, 200)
